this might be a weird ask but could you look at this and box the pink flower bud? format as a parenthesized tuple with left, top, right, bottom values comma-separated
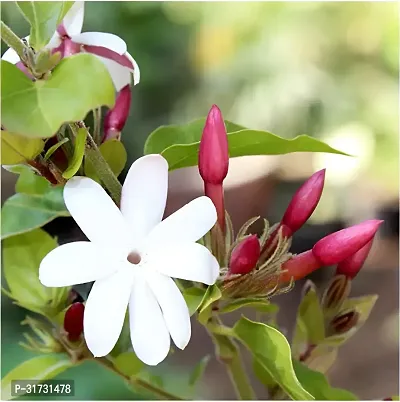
(229, 235, 260, 275)
(280, 250, 321, 283)
(336, 238, 374, 279)
(64, 302, 84, 342)
(103, 85, 131, 141)
(282, 169, 325, 233)
(198, 105, 229, 231)
(312, 220, 383, 266)
(199, 105, 229, 185)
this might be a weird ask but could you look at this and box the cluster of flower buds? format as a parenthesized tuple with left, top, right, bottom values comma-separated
(198, 104, 383, 299)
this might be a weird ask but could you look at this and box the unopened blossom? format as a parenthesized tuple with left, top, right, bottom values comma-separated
(336, 239, 374, 279)
(282, 169, 326, 233)
(280, 220, 383, 283)
(103, 84, 131, 141)
(39, 155, 219, 365)
(1, 2, 140, 90)
(198, 105, 229, 231)
(262, 170, 325, 256)
(229, 235, 260, 275)
(313, 220, 383, 266)
(64, 302, 85, 342)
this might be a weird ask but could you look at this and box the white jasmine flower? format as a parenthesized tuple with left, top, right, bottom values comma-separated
(2, 1, 140, 89)
(39, 155, 219, 365)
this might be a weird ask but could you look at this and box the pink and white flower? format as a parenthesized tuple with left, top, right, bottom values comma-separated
(2, 2, 140, 90)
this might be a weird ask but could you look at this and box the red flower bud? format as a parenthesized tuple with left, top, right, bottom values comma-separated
(335, 238, 374, 279)
(282, 169, 325, 233)
(198, 105, 229, 231)
(280, 250, 321, 283)
(312, 220, 383, 266)
(103, 85, 131, 141)
(229, 235, 260, 275)
(330, 310, 359, 334)
(199, 105, 229, 185)
(64, 302, 84, 342)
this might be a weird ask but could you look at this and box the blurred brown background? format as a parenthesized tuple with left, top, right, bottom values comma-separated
(2, 1, 399, 400)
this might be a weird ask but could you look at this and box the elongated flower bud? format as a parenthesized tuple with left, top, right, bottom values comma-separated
(199, 105, 229, 184)
(313, 220, 383, 266)
(229, 235, 260, 275)
(103, 85, 131, 141)
(336, 239, 374, 279)
(280, 250, 321, 283)
(282, 169, 325, 233)
(64, 302, 84, 342)
(198, 105, 229, 231)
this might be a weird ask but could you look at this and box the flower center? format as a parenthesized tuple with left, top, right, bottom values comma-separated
(127, 251, 141, 265)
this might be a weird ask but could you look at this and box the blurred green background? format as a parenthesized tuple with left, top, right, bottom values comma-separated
(1, 1, 399, 400)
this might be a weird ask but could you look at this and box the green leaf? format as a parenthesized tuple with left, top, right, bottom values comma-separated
(84, 139, 127, 180)
(219, 298, 279, 314)
(233, 317, 313, 401)
(1, 186, 69, 240)
(292, 286, 325, 359)
(182, 287, 207, 316)
(113, 352, 144, 377)
(16, 2, 72, 50)
(2, 229, 63, 315)
(1, 55, 115, 138)
(62, 127, 87, 179)
(144, 118, 244, 155)
(253, 358, 277, 389)
(198, 284, 222, 324)
(1, 354, 73, 400)
(189, 355, 210, 388)
(11, 165, 52, 195)
(144, 119, 349, 171)
(293, 360, 358, 400)
(1, 131, 44, 165)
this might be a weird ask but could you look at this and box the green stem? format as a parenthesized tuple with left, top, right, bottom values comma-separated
(207, 318, 255, 400)
(96, 357, 184, 400)
(1, 21, 28, 61)
(79, 124, 122, 204)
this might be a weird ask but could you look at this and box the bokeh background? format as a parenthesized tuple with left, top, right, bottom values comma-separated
(1, 1, 399, 400)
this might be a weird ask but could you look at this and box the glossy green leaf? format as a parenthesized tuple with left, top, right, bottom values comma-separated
(2, 229, 62, 314)
(110, 315, 131, 357)
(219, 298, 279, 314)
(1, 131, 44, 165)
(144, 118, 244, 155)
(233, 317, 313, 400)
(1, 55, 115, 138)
(182, 287, 208, 316)
(292, 286, 325, 359)
(1, 354, 73, 400)
(189, 355, 210, 388)
(198, 284, 222, 324)
(84, 139, 127, 181)
(293, 360, 358, 400)
(62, 127, 87, 179)
(16, 1, 72, 50)
(1, 186, 69, 240)
(113, 352, 144, 377)
(144, 119, 349, 171)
